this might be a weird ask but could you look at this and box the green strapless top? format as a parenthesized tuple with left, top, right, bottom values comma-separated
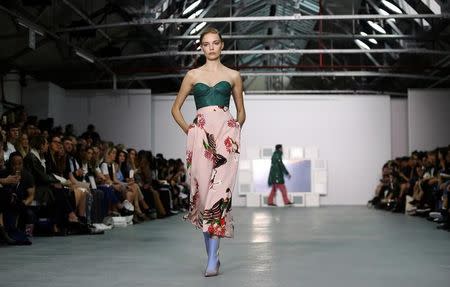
(192, 81, 232, 110)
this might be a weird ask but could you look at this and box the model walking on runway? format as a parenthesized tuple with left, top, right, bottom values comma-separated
(171, 27, 246, 277)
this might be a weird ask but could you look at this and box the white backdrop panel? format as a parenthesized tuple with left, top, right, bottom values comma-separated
(152, 94, 391, 205)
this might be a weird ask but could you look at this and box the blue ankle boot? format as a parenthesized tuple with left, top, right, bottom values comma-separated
(205, 237, 220, 277)
(203, 232, 209, 256)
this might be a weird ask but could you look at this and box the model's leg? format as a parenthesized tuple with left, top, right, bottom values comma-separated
(203, 232, 210, 256)
(279, 184, 291, 204)
(205, 235, 220, 277)
(268, 184, 277, 205)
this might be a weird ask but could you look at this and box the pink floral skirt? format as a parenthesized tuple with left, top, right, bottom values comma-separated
(184, 105, 241, 238)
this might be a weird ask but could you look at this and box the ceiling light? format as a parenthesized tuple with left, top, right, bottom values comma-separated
(360, 32, 378, 44)
(379, 8, 396, 22)
(182, 0, 201, 16)
(381, 0, 403, 14)
(354, 39, 371, 50)
(367, 20, 386, 34)
(189, 21, 207, 35)
(75, 50, 94, 63)
(188, 9, 204, 19)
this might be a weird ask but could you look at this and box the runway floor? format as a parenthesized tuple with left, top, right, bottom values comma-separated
(1, 207, 450, 287)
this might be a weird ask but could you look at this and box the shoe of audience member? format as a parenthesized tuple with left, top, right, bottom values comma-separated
(88, 226, 105, 235)
(268, 203, 277, 207)
(145, 209, 158, 220)
(409, 200, 418, 206)
(110, 211, 121, 217)
(428, 211, 442, 219)
(132, 214, 143, 224)
(416, 207, 431, 213)
(437, 222, 450, 231)
(167, 209, 179, 216)
(119, 208, 134, 216)
(285, 201, 294, 206)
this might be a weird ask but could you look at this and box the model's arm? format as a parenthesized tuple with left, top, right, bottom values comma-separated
(172, 71, 195, 134)
(231, 72, 246, 127)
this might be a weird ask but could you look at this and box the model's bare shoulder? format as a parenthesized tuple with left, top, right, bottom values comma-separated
(186, 68, 202, 83)
(229, 69, 242, 85)
(183, 69, 198, 85)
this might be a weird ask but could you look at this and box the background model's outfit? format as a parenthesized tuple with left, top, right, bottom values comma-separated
(184, 81, 241, 238)
(268, 150, 291, 205)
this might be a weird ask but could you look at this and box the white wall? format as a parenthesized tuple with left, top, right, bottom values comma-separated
(3, 72, 21, 105)
(391, 98, 408, 158)
(408, 89, 450, 152)
(152, 94, 391, 205)
(22, 80, 50, 119)
(54, 89, 153, 150)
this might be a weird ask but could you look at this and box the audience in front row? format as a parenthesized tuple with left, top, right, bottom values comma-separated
(0, 108, 190, 246)
(369, 146, 450, 231)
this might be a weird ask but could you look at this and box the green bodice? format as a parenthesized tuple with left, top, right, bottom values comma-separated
(192, 81, 232, 110)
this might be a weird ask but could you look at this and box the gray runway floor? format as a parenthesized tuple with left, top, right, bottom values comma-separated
(1, 207, 450, 287)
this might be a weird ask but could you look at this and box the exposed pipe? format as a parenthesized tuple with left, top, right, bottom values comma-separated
(110, 64, 449, 74)
(57, 13, 450, 32)
(100, 48, 450, 61)
(61, 0, 111, 42)
(166, 34, 438, 40)
(72, 71, 441, 84)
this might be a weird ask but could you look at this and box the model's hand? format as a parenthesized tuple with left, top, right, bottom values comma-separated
(287, 174, 291, 179)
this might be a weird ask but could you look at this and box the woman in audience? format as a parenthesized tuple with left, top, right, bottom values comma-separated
(135, 150, 167, 218)
(24, 135, 78, 234)
(82, 146, 131, 217)
(115, 149, 150, 221)
(127, 148, 138, 172)
(15, 133, 30, 158)
(100, 146, 136, 214)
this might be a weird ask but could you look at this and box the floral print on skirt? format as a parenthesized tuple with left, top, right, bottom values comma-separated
(184, 105, 240, 238)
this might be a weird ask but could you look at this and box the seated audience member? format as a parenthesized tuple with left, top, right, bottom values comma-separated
(436, 149, 450, 230)
(409, 150, 439, 214)
(24, 135, 78, 234)
(127, 148, 138, 173)
(0, 152, 35, 243)
(61, 137, 89, 223)
(81, 124, 101, 145)
(64, 124, 75, 137)
(115, 149, 151, 221)
(15, 133, 30, 158)
(76, 147, 107, 224)
(99, 146, 134, 216)
(4, 123, 20, 162)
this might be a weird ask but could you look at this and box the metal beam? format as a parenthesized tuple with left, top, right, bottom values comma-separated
(167, 34, 438, 40)
(61, 0, 111, 42)
(0, 4, 115, 80)
(427, 73, 450, 88)
(57, 13, 450, 32)
(100, 48, 450, 61)
(74, 71, 440, 84)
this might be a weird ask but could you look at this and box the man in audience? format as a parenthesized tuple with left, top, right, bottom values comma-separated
(81, 124, 101, 145)
(4, 123, 20, 162)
